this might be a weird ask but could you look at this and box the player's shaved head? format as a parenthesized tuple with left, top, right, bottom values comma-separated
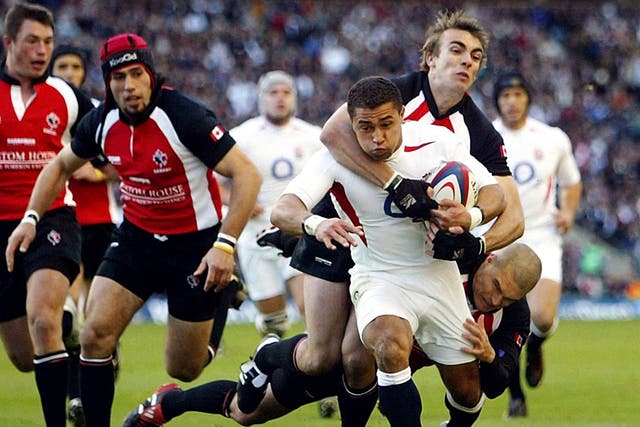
(494, 243, 541, 295)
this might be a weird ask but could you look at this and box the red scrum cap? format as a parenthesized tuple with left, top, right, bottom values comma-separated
(100, 33, 156, 89)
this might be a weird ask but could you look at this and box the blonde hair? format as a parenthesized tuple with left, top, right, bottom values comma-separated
(419, 10, 489, 71)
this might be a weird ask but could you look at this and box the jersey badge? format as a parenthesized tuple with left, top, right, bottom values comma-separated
(44, 112, 61, 136)
(210, 125, 225, 142)
(152, 149, 171, 174)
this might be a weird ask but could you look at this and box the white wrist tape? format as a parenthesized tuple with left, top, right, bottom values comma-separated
(469, 207, 483, 230)
(302, 214, 326, 236)
(21, 209, 40, 226)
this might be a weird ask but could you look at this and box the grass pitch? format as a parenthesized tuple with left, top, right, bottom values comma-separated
(1, 320, 638, 426)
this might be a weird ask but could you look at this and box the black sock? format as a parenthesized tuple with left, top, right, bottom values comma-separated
(338, 377, 378, 427)
(509, 358, 525, 400)
(80, 355, 114, 427)
(445, 392, 483, 427)
(209, 284, 235, 352)
(378, 379, 421, 427)
(67, 348, 81, 399)
(34, 351, 69, 427)
(162, 379, 237, 420)
(270, 367, 326, 409)
(527, 333, 546, 354)
(254, 333, 306, 375)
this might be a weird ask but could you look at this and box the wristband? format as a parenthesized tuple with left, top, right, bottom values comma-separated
(216, 232, 237, 247)
(383, 172, 402, 192)
(21, 209, 40, 226)
(302, 214, 326, 236)
(469, 206, 484, 230)
(478, 235, 486, 255)
(94, 168, 105, 181)
(213, 241, 234, 255)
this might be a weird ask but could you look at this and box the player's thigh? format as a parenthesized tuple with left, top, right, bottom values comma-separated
(0, 316, 33, 372)
(303, 274, 350, 350)
(82, 275, 143, 356)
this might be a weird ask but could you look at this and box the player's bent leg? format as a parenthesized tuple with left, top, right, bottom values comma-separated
(0, 316, 34, 372)
(527, 278, 561, 333)
(285, 273, 305, 319)
(363, 316, 420, 427)
(437, 362, 484, 426)
(295, 275, 350, 375)
(80, 277, 143, 427)
(26, 269, 69, 354)
(27, 269, 73, 426)
(230, 385, 293, 426)
(165, 315, 212, 381)
(338, 309, 378, 427)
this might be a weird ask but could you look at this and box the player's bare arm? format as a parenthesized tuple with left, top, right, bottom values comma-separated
(271, 193, 363, 250)
(481, 175, 525, 252)
(431, 183, 505, 232)
(6, 145, 88, 271)
(195, 145, 261, 292)
(555, 181, 582, 234)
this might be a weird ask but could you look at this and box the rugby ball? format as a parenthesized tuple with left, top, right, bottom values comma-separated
(426, 161, 478, 209)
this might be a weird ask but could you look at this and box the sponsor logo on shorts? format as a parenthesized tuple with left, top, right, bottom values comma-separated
(187, 274, 201, 288)
(313, 257, 332, 266)
(47, 229, 62, 246)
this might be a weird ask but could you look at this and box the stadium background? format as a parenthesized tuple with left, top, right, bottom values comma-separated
(2, 0, 639, 318)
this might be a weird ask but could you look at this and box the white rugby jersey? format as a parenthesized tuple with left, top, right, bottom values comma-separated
(230, 116, 323, 241)
(492, 117, 581, 231)
(284, 121, 496, 274)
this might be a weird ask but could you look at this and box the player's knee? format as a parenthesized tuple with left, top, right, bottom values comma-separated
(28, 312, 58, 342)
(343, 349, 375, 387)
(255, 310, 290, 337)
(8, 353, 34, 372)
(166, 362, 203, 382)
(448, 383, 482, 408)
(79, 323, 117, 357)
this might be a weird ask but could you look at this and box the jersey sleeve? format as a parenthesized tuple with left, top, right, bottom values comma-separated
(282, 148, 338, 210)
(164, 91, 235, 169)
(554, 128, 581, 187)
(480, 299, 530, 398)
(463, 98, 512, 177)
(70, 85, 97, 137)
(71, 107, 106, 160)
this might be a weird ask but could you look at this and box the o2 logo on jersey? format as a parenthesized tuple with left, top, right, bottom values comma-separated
(43, 112, 61, 136)
(512, 161, 536, 185)
(383, 195, 406, 218)
(271, 157, 294, 180)
(152, 149, 171, 174)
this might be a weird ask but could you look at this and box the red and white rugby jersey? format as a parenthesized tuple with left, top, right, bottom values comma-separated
(68, 178, 121, 226)
(0, 73, 92, 220)
(391, 71, 511, 177)
(71, 88, 235, 234)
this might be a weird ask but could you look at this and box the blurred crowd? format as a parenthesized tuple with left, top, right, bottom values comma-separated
(2, 0, 639, 295)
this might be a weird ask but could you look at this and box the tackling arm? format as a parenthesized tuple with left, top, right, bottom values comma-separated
(321, 104, 437, 219)
(481, 175, 525, 252)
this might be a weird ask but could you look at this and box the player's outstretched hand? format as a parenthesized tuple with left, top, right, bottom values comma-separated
(461, 315, 495, 363)
(5, 223, 37, 272)
(385, 174, 438, 221)
(256, 226, 300, 258)
(432, 230, 485, 262)
(195, 246, 235, 293)
(314, 218, 364, 250)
